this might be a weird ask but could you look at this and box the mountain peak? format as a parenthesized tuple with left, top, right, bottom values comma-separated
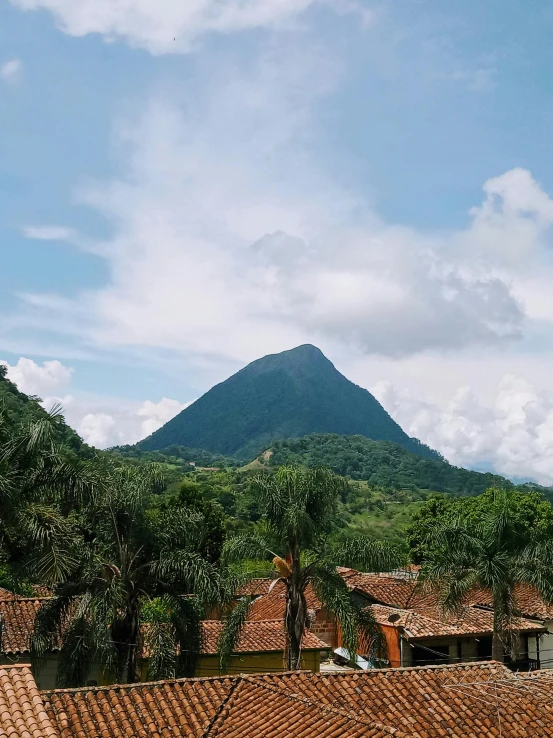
(138, 346, 437, 461)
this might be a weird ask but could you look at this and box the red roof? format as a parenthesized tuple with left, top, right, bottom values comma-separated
(370, 603, 546, 639)
(41, 662, 553, 737)
(0, 598, 51, 654)
(247, 582, 322, 622)
(201, 619, 327, 654)
(0, 665, 59, 738)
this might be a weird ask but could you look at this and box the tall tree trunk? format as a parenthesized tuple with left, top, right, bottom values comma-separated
(492, 631, 504, 663)
(285, 546, 306, 671)
(124, 602, 140, 683)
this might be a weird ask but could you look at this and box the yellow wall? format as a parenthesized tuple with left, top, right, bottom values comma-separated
(196, 650, 321, 677)
(2, 648, 322, 690)
(140, 650, 321, 680)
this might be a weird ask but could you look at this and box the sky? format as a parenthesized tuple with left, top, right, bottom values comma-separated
(3, 0, 553, 482)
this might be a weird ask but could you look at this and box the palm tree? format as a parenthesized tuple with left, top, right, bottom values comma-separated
(0, 406, 100, 586)
(221, 465, 402, 671)
(421, 489, 553, 663)
(31, 463, 221, 686)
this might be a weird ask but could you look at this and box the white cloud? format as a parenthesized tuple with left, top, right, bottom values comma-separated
(1, 357, 187, 448)
(372, 375, 553, 485)
(137, 397, 190, 437)
(22, 225, 78, 242)
(1, 58, 22, 85)
(18, 46, 553, 365)
(78, 412, 117, 448)
(7, 0, 369, 54)
(0, 357, 73, 397)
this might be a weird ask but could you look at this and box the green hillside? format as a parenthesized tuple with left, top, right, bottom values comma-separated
(136, 344, 438, 461)
(0, 365, 90, 455)
(266, 433, 512, 495)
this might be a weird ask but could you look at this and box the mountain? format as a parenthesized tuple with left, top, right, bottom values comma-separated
(137, 344, 439, 460)
(266, 433, 511, 496)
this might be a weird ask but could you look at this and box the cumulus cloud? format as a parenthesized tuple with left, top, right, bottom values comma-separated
(372, 375, 553, 485)
(1, 357, 187, 448)
(7, 0, 369, 54)
(17, 45, 553, 365)
(1, 58, 22, 85)
(0, 357, 73, 397)
(137, 397, 190, 438)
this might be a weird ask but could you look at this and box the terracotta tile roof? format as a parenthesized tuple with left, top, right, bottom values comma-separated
(44, 675, 236, 738)
(370, 603, 546, 639)
(344, 574, 415, 608)
(257, 661, 553, 737)
(200, 620, 328, 654)
(0, 597, 51, 654)
(0, 586, 18, 599)
(345, 571, 553, 627)
(44, 673, 402, 738)
(235, 578, 276, 597)
(469, 583, 553, 621)
(0, 664, 58, 738)
(42, 662, 553, 738)
(206, 679, 401, 738)
(247, 583, 322, 622)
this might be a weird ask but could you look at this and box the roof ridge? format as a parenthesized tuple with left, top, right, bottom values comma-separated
(245, 678, 405, 736)
(203, 618, 287, 624)
(42, 673, 240, 696)
(200, 674, 245, 738)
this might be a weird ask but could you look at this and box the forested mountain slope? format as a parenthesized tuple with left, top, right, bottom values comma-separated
(137, 344, 438, 460)
(266, 433, 512, 495)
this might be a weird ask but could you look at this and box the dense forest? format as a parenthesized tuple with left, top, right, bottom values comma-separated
(267, 433, 513, 495)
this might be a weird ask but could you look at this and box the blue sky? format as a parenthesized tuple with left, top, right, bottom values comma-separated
(3, 0, 553, 481)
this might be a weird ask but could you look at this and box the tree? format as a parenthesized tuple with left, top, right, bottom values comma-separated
(31, 463, 221, 686)
(407, 488, 553, 564)
(420, 488, 553, 663)
(221, 466, 402, 671)
(0, 406, 99, 585)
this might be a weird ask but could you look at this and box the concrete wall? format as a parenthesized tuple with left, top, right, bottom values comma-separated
(528, 621, 553, 668)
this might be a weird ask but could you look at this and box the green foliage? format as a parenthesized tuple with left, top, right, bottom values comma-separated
(31, 463, 221, 686)
(269, 434, 511, 495)
(222, 466, 403, 670)
(156, 479, 227, 563)
(419, 488, 553, 661)
(135, 344, 438, 460)
(407, 488, 553, 563)
(0, 369, 92, 456)
(114, 444, 240, 468)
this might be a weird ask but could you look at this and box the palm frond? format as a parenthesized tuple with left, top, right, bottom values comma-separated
(330, 537, 404, 573)
(217, 596, 253, 673)
(221, 533, 273, 564)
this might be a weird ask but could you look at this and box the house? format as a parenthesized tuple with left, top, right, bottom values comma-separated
(244, 571, 549, 670)
(0, 592, 328, 687)
(4, 659, 553, 737)
(468, 583, 553, 668)
(140, 619, 329, 679)
(0, 596, 105, 690)
(370, 601, 545, 669)
(342, 572, 547, 669)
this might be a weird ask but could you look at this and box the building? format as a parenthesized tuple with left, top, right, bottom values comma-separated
(0, 591, 328, 688)
(3, 659, 553, 737)
(244, 571, 550, 669)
